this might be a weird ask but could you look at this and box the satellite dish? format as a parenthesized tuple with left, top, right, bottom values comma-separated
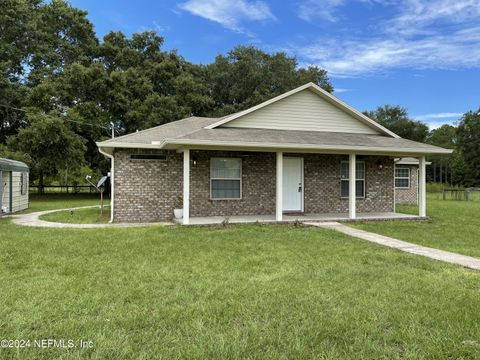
(97, 176, 108, 188)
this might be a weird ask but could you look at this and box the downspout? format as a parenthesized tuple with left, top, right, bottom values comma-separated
(9, 172, 13, 213)
(98, 148, 114, 223)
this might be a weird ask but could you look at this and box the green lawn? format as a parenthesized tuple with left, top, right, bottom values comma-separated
(40, 206, 110, 224)
(22, 194, 109, 214)
(354, 194, 480, 258)
(1, 196, 480, 359)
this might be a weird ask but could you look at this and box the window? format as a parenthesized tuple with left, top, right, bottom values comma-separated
(395, 167, 410, 188)
(211, 158, 241, 199)
(20, 172, 28, 195)
(130, 154, 167, 161)
(340, 161, 365, 198)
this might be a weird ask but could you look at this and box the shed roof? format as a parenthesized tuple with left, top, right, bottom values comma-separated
(0, 158, 29, 172)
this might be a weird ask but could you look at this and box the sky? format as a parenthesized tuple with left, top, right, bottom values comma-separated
(70, 0, 480, 129)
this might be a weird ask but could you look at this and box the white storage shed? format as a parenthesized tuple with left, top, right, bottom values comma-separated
(0, 158, 29, 214)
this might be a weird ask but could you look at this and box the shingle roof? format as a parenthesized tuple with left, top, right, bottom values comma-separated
(104, 116, 219, 144)
(176, 127, 444, 153)
(97, 114, 451, 155)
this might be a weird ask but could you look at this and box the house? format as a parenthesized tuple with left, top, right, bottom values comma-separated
(0, 158, 29, 214)
(96, 83, 451, 224)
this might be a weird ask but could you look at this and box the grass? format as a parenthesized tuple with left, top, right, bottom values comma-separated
(40, 206, 110, 224)
(354, 193, 480, 258)
(1, 196, 480, 359)
(21, 194, 109, 214)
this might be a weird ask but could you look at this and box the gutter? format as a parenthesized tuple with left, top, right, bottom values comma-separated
(96, 139, 453, 155)
(98, 147, 114, 223)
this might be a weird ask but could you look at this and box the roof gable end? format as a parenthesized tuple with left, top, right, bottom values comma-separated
(206, 83, 399, 138)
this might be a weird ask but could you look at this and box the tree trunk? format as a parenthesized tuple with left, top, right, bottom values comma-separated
(39, 171, 44, 194)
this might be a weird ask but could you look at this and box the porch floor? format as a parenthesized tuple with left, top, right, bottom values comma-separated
(178, 212, 423, 225)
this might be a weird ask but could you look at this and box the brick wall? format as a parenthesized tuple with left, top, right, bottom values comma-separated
(113, 149, 395, 222)
(190, 151, 276, 216)
(395, 164, 418, 205)
(299, 154, 394, 213)
(113, 149, 182, 222)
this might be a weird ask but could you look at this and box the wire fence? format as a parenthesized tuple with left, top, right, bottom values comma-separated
(29, 185, 97, 194)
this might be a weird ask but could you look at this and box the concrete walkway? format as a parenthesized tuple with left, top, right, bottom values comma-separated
(11, 206, 171, 228)
(306, 221, 480, 270)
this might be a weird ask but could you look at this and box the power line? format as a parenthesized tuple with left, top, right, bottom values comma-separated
(0, 103, 119, 134)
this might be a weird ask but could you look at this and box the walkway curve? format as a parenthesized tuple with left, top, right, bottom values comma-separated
(306, 221, 480, 270)
(10, 206, 172, 228)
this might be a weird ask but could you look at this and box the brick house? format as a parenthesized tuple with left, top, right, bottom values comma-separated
(97, 83, 450, 224)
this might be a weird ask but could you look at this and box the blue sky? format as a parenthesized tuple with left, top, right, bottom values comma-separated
(70, 0, 480, 129)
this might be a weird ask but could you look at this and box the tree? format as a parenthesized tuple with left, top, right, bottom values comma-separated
(426, 125, 457, 184)
(6, 111, 86, 188)
(204, 46, 332, 116)
(456, 109, 480, 186)
(364, 105, 429, 142)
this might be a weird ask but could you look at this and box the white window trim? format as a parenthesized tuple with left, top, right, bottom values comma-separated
(340, 160, 365, 199)
(395, 167, 410, 189)
(210, 157, 242, 200)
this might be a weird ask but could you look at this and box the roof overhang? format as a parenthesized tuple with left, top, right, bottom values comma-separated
(96, 139, 453, 157)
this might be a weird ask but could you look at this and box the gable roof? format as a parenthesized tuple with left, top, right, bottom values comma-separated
(205, 83, 399, 138)
(96, 83, 453, 156)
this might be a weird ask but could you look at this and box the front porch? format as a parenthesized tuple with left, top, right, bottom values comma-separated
(181, 149, 427, 225)
(176, 211, 423, 226)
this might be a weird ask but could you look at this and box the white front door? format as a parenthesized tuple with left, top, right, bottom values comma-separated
(282, 157, 303, 212)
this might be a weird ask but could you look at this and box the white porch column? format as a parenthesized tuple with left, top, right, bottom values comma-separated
(276, 152, 283, 221)
(183, 149, 190, 225)
(419, 155, 426, 217)
(349, 153, 356, 219)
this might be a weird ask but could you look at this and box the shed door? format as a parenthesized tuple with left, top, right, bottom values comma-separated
(282, 157, 304, 212)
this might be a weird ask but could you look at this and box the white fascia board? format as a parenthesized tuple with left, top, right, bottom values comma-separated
(96, 141, 165, 149)
(96, 138, 453, 156)
(205, 82, 400, 139)
(163, 138, 453, 155)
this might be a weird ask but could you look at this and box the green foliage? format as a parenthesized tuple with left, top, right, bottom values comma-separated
(6, 111, 86, 186)
(205, 45, 332, 116)
(456, 109, 480, 186)
(364, 105, 429, 142)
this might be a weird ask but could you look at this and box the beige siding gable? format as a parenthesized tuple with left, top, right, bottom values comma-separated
(222, 89, 380, 135)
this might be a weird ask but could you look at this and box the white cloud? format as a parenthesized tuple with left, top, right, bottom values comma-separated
(298, 0, 345, 22)
(412, 112, 464, 129)
(298, 0, 389, 22)
(294, 0, 480, 77)
(178, 0, 275, 33)
(414, 112, 463, 121)
(334, 88, 351, 93)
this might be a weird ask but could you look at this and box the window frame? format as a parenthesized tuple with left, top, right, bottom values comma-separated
(340, 160, 366, 199)
(210, 157, 242, 200)
(395, 167, 411, 189)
